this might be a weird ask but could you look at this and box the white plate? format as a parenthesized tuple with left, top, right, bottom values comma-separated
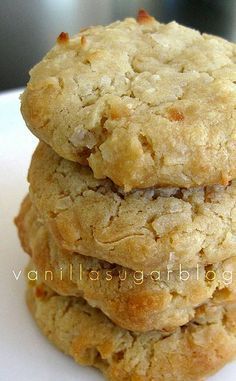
(0, 89, 235, 380)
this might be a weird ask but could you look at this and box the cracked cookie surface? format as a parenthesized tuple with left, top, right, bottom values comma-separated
(27, 276, 236, 381)
(16, 196, 236, 332)
(28, 142, 236, 272)
(21, 12, 236, 190)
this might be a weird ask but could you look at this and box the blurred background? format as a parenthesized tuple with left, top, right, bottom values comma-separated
(0, 0, 236, 91)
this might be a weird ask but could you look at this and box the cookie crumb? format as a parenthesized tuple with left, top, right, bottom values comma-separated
(35, 285, 47, 298)
(81, 35, 86, 47)
(168, 108, 185, 122)
(221, 173, 230, 187)
(57, 32, 69, 44)
(137, 9, 153, 24)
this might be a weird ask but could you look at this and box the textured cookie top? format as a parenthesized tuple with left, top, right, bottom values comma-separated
(28, 143, 236, 272)
(27, 277, 236, 381)
(21, 11, 236, 190)
(16, 195, 236, 332)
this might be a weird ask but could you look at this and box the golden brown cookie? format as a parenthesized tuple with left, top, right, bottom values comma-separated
(21, 11, 236, 190)
(27, 277, 236, 381)
(28, 142, 236, 272)
(16, 195, 236, 332)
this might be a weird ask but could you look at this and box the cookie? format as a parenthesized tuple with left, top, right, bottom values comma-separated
(28, 142, 236, 273)
(27, 276, 236, 381)
(21, 11, 236, 190)
(16, 196, 236, 332)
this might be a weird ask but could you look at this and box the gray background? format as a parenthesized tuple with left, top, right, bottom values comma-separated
(0, 0, 236, 90)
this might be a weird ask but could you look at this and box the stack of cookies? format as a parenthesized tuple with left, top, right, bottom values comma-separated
(15, 10, 236, 381)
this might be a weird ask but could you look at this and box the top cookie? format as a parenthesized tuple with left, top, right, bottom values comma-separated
(21, 10, 236, 190)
